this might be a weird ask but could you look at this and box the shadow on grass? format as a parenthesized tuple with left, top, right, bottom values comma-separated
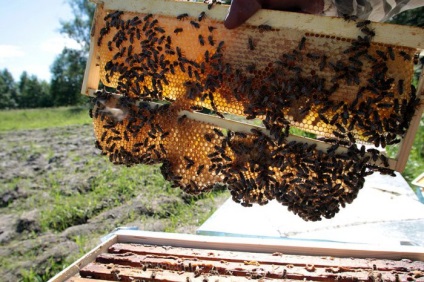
(67, 106, 88, 115)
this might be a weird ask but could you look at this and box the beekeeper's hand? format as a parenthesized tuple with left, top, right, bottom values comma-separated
(224, 0, 324, 29)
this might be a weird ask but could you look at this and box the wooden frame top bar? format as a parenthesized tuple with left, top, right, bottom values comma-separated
(95, 0, 424, 49)
(50, 230, 424, 281)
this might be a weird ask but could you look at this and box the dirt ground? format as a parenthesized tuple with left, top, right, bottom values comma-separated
(0, 124, 229, 281)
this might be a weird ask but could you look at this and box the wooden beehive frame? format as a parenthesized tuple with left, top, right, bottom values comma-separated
(82, 0, 424, 172)
(50, 229, 424, 281)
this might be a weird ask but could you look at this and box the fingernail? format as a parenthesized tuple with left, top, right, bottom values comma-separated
(225, 5, 231, 21)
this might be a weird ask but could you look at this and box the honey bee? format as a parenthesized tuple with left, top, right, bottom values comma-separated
(149, 19, 158, 28)
(387, 46, 395, 60)
(208, 35, 214, 46)
(306, 53, 320, 60)
(208, 26, 216, 32)
(184, 156, 195, 169)
(213, 128, 224, 137)
(342, 14, 358, 22)
(333, 130, 346, 139)
(196, 165, 205, 175)
(246, 63, 256, 72)
(347, 132, 355, 143)
(248, 36, 255, 51)
(298, 36, 306, 51)
(319, 55, 327, 71)
(190, 21, 200, 28)
(397, 79, 404, 95)
(179, 62, 186, 72)
(187, 65, 193, 78)
(198, 11, 206, 21)
(141, 13, 152, 21)
(235, 132, 247, 138)
(380, 154, 390, 167)
(399, 50, 411, 61)
(159, 144, 167, 154)
(161, 132, 170, 139)
(376, 50, 387, 60)
(258, 24, 272, 31)
(174, 27, 183, 34)
(204, 133, 214, 142)
(177, 13, 189, 20)
(198, 34, 205, 46)
(190, 105, 203, 111)
(361, 27, 375, 37)
(154, 26, 165, 33)
(108, 143, 116, 153)
(217, 41, 225, 52)
(178, 114, 188, 124)
(356, 20, 371, 27)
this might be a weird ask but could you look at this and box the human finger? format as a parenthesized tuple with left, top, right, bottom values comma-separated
(224, 0, 324, 29)
(224, 0, 261, 29)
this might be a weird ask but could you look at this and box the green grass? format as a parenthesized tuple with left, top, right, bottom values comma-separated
(38, 164, 168, 232)
(0, 106, 91, 131)
(387, 116, 424, 185)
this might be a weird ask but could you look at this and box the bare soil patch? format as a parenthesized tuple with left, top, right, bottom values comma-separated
(0, 125, 228, 281)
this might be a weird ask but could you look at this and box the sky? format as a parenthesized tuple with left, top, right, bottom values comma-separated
(0, 0, 81, 82)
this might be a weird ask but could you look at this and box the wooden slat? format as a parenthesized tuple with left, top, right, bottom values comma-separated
(80, 260, 374, 281)
(395, 64, 424, 172)
(107, 243, 423, 272)
(88, 90, 395, 169)
(81, 4, 104, 95)
(80, 262, 250, 282)
(77, 242, 423, 281)
(107, 243, 372, 269)
(49, 235, 118, 282)
(66, 278, 112, 282)
(99, 0, 424, 49)
(115, 230, 424, 261)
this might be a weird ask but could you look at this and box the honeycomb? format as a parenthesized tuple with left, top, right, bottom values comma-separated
(89, 8, 421, 221)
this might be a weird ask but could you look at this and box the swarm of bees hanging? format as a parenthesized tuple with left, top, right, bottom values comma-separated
(89, 5, 421, 221)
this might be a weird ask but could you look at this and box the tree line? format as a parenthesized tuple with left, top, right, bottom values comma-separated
(0, 0, 94, 110)
(0, 1, 422, 110)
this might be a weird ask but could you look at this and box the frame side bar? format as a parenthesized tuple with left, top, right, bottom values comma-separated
(81, 4, 104, 96)
(395, 65, 424, 172)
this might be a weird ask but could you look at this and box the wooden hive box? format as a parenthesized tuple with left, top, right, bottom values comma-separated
(50, 230, 424, 281)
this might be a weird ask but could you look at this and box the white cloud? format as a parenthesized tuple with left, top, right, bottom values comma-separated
(39, 36, 81, 54)
(8, 63, 52, 82)
(0, 45, 25, 61)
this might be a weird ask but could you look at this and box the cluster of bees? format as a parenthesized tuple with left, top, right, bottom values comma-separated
(90, 6, 420, 221)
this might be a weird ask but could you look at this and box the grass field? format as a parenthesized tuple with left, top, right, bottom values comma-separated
(0, 106, 91, 131)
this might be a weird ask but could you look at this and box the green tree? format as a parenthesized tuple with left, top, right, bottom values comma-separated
(18, 71, 52, 108)
(60, 0, 95, 51)
(50, 48, 87, 106)
(0, 69, 18, 109)
(50, 0, 95, 106)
